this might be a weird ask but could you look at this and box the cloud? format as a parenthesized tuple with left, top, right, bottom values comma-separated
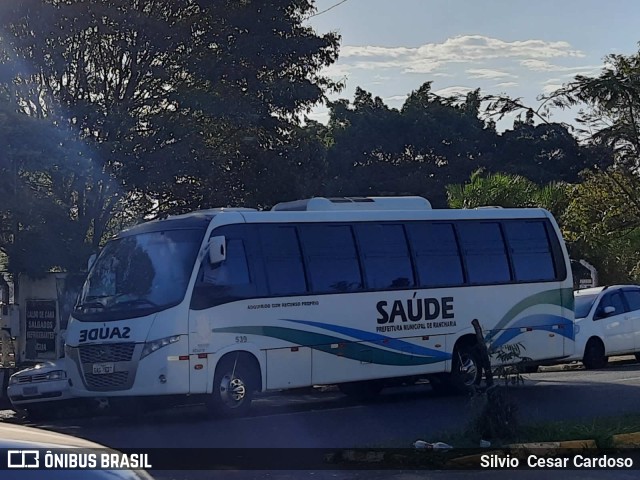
(542, 83, 564, 94)
(494, 82, 519, 88)
(338, 35, 584, 74)
(433, 86, 475, 97)
(521, 59, 602, 73)
(466, 68, 517, 79)
(384, 94, 409, 104)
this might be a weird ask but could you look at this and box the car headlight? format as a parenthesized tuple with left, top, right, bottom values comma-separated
(47, 370, 67, 381)
(141, 335, 181, 359)
(8, 375, 20, 385)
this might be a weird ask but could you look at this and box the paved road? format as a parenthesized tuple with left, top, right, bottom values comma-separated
(2, 359, 640, 479)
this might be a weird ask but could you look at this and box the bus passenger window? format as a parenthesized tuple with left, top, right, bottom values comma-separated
(259, 225, 307, 296)
(457, 222, 511, 285)
(355, 224, 414, 290)
(298, 224, 363, 294)
(406, 223, 464, 287)
(503, 221, 556, 282)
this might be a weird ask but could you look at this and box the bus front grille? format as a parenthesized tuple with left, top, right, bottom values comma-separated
(79, 343, 135, 364)
(85, 371, 129, 390)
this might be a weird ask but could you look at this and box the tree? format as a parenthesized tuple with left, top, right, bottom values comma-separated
(549, 48, 640, 168)
(0, 0, 340, 279)
(541, 45, 640, 282)
(446, 170, 570, 220)
(562, 170, 640, 283)
(325, 84, 496, 207)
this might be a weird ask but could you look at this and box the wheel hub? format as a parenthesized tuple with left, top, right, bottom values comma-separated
(459, 353, 478, 386)
(220, 374, 246, 407)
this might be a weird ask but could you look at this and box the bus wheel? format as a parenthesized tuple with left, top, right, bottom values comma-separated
(583, 339, 607, 370)
(208, 355, 257, 417)
(338, 380, 383, 400)
(449, 343, 481, 394)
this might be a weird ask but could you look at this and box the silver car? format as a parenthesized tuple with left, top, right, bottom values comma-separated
(7, 359, 73, 419)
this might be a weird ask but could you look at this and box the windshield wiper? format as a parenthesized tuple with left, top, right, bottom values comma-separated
(75, 302, 106, 311)
(110, 298, 159, 309)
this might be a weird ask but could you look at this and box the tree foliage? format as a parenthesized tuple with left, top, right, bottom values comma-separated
(446, 169, 570, 219)
(0, 0, 340, 278)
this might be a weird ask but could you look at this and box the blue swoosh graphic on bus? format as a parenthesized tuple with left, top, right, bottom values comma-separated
(490, 314, 574, 348)
(284, 319, 451, 360)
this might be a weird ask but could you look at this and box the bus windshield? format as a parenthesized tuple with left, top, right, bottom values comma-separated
(74, 229, 205, 321)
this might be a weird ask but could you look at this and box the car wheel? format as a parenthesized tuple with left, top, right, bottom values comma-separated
(207, 354, 258, 417)
(583, 338, 607, 370)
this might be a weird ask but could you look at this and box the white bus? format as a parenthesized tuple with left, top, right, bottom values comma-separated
(64, 196, 575, 416)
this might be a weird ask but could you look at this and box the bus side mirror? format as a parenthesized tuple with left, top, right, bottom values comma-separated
(87, 253, 97, 271)
(208, 236, 227, 264)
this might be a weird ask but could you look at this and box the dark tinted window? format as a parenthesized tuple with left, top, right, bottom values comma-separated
(504, 220, 556, 281)
(406, 223, 464, 287)
(299, 224, 363, 293)
(595, 291, 627, 319)
(457, 222, 511, 284)
(623, 289, 640, 311)
(191, 226, 259, 308)
(355, 224, 414, 289)
(259, 225, 307, 295)
(574, 294, 598, 319)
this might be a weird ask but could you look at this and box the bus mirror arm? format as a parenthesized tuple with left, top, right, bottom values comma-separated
(208, 236, 227, 264)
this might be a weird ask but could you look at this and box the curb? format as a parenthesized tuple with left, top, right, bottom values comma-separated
(612, 432, 640, 447)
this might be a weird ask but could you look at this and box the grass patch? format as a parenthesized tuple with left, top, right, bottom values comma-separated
(437, 413, 640, 448)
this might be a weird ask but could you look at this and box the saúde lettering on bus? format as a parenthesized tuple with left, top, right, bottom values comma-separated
(79, 326, 131, 342)
(376, 296, 454, 324)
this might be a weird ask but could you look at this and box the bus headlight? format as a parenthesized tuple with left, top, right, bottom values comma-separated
(141, 335, 181, 359)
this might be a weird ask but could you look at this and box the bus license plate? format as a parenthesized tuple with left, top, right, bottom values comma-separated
(92, 363, 115, 375)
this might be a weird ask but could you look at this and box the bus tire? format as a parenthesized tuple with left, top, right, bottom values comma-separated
(208, 354, 258, 417)
(583, 338, 607, 370)
(338, 380, 383, 400)
(449, 343, 482, 394)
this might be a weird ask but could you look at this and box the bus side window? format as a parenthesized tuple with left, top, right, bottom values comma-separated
(298, 224, 363, 293)
(355, 224, 414, 289)
(406, 222, 464, 287)
(201, 239, 250, 286)
(259, 225, 307, 296)
(457, 221, 511, 285)
(191, 237, 252, 309)
(503, 220, 557, 282)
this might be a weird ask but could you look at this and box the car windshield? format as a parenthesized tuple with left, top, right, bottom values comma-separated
(74, 229, 204, 321)
(574, 293, 599, 319)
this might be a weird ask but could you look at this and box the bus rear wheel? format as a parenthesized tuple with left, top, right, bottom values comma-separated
(208, 355, 258, 417)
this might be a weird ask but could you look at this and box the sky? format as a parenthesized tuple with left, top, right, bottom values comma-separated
(305, 0, 640, 129)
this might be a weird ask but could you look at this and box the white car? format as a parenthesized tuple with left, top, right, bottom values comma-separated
(571, 285, 640, 369)
(0, 422, 154, 479)
(7, 358, 73, 418)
